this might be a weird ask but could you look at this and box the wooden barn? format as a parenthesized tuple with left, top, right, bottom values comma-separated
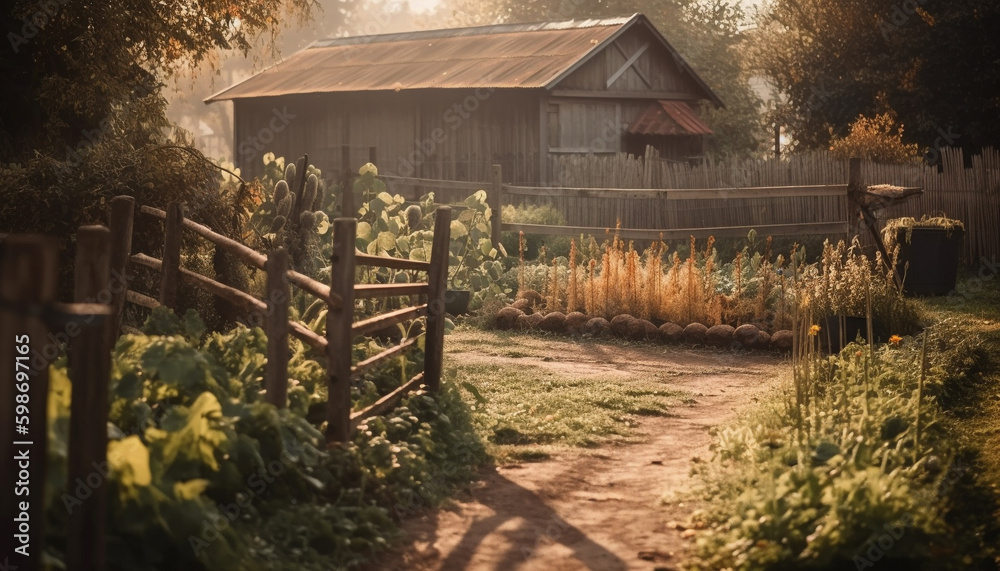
(207, 13, 724, 185)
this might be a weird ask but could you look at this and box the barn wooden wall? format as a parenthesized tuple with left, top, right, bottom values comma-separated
(233, 90, 541, 185)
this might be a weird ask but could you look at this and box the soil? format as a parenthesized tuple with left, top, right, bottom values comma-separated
(365, 335, 787, 571)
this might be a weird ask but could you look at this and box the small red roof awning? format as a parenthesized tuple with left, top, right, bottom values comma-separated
(627, 100, 713, 136)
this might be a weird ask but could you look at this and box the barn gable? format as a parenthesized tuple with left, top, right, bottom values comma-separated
(549, 19, 720, 104)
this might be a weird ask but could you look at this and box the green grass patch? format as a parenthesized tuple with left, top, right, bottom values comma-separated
(445, 328, 684, 464)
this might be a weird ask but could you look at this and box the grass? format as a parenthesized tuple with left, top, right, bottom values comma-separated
(920, 268, 1000, 567)
(443, 328, 684, 464)
(684, 266, 1000, 569)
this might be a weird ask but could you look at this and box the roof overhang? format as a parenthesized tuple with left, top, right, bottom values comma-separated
(628, 100, 713, 136)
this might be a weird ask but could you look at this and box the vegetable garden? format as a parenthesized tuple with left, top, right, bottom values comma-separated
(0, 156, 997, 570)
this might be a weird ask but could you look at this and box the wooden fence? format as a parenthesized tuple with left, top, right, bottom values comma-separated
(0, 195, 451, 570)
(384, 148, 998, 263)
(543, 148, 999, 263)
(387, 163, 853, 246)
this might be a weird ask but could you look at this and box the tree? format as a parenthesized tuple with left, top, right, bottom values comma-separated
(435, 0, 768, 158)
(750, 0, 1000, 159)
(1, 0, 316, 160)
(0, 0, 314, 309)
(164, 0, 355, 162)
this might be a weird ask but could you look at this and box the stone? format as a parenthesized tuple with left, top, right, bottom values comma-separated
(565, 312, 589, 334)
(538, 312, 567, 333)
(495, 307, 524, 330)
(683, 322, 709, 345)
(755, 330, 771, 349)
(582, 317, 610, 337)
(770, 330, 794, 352)
(705, 324, 735, 347)
(733, 324, 760, 347)
(516, 312, 543, 331)
(658, 322, 684, 344)
(610, 314, 635, 337)
(629, 318, 659, 341)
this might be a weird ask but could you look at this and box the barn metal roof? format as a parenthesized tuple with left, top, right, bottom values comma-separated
(205, 14, 723, 106)
(628, 100, 713, 136)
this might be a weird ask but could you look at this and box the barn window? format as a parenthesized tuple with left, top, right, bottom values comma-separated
(548, 102, 621, 154)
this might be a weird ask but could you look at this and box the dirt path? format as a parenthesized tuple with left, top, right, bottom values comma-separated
(367, 336, 787, 571)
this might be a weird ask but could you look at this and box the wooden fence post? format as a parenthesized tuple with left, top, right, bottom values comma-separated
(67, 226, 113, 571)
(490, 164, 503, 250)
(326, 218, 357, 443)
(108, 196, 134, 339)
(369, 146, 377, 166)
(0, 235, 59, 571)
(160, 202, 184, 309)
(424, 206, 452, 392)
(265, 248, 290, 409)
(341, 145, 355, 219)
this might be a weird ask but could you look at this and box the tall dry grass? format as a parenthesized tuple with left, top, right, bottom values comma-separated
(522, 228, 786, 328)
(516, 229, 921, 334)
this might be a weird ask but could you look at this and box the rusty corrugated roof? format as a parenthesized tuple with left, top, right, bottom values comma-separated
(628, 100, 713, 136)
(206, 17, 631, 101)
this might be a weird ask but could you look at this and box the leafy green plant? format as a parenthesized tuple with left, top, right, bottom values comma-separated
(43, 307, 486, 570)
(446, 190, 508, 309)
(689, 334, 962, 569)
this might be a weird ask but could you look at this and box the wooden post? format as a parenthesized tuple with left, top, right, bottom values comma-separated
(341, 145, 355, 219)
(851, 157, 902, 287)
(265, 248, 290, 409)
(0, 235, 59, 571)
(424, 207, 451, 392)
(159, 202, 184, 309)
(490, 164, 503, 250)
(848, 157, 862, 194)
(369, 146, 377, 166)
(326, 218, 357, 443)
(67, 226, 112, 571)
(108, 196, 134, 339)
(774, 123, 781, 160)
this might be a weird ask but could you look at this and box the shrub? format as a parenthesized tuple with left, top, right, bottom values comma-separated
(499, 204, 571, 262)
(829, 112, 921, 164)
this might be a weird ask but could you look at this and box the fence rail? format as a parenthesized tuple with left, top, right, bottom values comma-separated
(0, 191, 452, 570)
(388, 148, 997, 263)
(537, 147, 998, 262)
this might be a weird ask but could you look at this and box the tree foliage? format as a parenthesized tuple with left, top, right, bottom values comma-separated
(0, 0, 315, 304)
(1, 0, 316, 158)
(751, 0, 1000, 157)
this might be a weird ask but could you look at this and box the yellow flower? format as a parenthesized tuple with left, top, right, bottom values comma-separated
(889, 334, 903, 345)
(808, 324, 821, 336)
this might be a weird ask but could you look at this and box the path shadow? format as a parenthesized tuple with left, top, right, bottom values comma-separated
(378, 468, 627, 570)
